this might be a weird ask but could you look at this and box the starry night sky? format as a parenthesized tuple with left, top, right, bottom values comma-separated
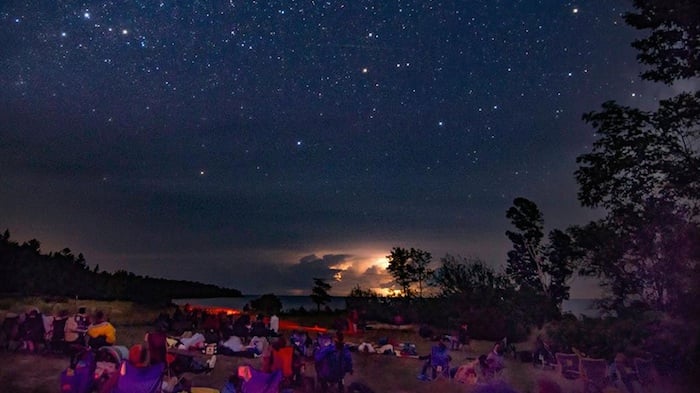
(0, 1, 669, 296)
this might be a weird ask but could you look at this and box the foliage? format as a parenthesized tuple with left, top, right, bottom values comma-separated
(624, 0, 700, 83)
(385, 247, 433, 298)
(431, 255, 508, 306)
(250, 293, 282, 315)
(0, 228, 241, 304)
(505, 198, 578, 317)
(411, 248, 433, 298)
(566, 0, 700, 377)
(429, 255, 529, 341)
(348, 284, 378, 298)
(545, 311, 697, 378)
(310, 277, 332, 312)
(575, 0, 700, 318)
(385, 247, 414, 297)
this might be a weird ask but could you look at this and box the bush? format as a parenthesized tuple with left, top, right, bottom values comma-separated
(545, 311, 698, 378)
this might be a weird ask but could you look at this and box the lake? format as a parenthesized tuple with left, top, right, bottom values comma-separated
(173, 295, 347, 313)
(174, 296, 598, 318)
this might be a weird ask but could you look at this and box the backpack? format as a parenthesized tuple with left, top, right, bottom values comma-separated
(60, 348, 96, 393)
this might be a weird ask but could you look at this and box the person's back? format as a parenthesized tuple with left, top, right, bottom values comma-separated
(87, 311, 116, 349)
(430, 343, 450, 370)
(250, 317, 268, 337)
(485, 343, 504, 373)
(270, 314, 279, 333)
(145, 331, 167, 365)
(66, 307, 90, 344)
(20, 309, 45, 352)
(316, 333, 353, 392)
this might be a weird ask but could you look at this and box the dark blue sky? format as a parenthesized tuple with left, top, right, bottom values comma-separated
(0, 1, 669, 296)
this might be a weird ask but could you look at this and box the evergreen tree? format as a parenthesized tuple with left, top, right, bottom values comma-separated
(310, 277, 332, 312)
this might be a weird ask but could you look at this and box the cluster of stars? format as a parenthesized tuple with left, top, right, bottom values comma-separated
(1, 1, 647, 200)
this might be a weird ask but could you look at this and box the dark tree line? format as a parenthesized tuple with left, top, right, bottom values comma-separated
(0, 229, 241, 305)
(375, 0, 699, 375)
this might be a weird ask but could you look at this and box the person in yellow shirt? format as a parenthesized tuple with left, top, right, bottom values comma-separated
(86, 310, 116, 349)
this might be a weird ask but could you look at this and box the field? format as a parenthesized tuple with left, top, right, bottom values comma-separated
(0, 298, 685, 393)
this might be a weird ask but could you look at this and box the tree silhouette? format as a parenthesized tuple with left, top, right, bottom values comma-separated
(251, 293, 283, 315)
(386, 247, 413, 297)
(410, 248, 433, 298)
(505, 197, 577, 313)
(310, 277, 332, 312)
(574, 0, 699, 315)
(0, 226, 242, 303)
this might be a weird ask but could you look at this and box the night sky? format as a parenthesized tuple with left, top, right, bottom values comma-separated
(0, 1, 671, 296)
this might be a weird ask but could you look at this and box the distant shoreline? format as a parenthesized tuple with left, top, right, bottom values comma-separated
(173, 296, 599, 317)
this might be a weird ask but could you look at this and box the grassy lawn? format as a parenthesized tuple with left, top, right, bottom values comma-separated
(0, 298, 687, 393)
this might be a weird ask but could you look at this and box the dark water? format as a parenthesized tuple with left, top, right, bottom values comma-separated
(561, 298, 599, 318)
(174, 296, 598, 317)
(173, 295, 347, 312)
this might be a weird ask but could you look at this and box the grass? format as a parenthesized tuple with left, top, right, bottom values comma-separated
(0, 298, 688, 393)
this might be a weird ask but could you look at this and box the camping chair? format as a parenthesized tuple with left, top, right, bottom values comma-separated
(634, 357, 655, 388)
(555, 353, 581, 380)
(47, 317, 69, 354)
(614, 355, 641, 393)
(238, 365, 282, 393)
(477, 354, 504, 382)
(580, 357, 609, 393)
(112, 361, 165, 393)
(429, 345, 451, 380)
(0, 313, 21, 350)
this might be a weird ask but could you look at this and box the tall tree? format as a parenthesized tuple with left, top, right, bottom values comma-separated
(505, 197, 576, 311)
(410, 248, 433, 298)
(386, 247, 414, 297)
(574, 0, 700, 315)
(385, 247, 433, 297)
(310, 277, 332, 312)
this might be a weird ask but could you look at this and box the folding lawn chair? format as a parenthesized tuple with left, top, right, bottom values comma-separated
(47, 316, 69, 354)
(112, 361, 165, 393)
(555, 352, 581, 380)
(634, 357, 655, 389)
(238, 365, 282, 393)
(580, 357, 610, 393)
(432, 353, 451, 380)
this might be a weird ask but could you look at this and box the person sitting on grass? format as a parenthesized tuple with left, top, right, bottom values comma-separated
(87, 310, 116, 349)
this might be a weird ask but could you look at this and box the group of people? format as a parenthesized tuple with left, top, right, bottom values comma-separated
(417, 332, 506, 384)
(5, 306, 116, 353)
(157, 305, 281, 345)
